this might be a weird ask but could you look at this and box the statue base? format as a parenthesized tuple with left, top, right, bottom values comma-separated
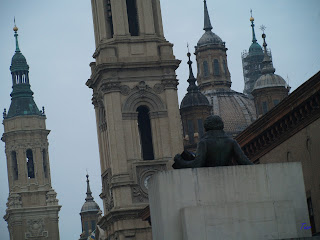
(148, 163, 312, 240)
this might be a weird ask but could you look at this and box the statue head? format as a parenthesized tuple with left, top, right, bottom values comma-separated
(204, 115, 224, 131)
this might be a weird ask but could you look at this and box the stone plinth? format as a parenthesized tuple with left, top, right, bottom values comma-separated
(148, 163, 312, 240)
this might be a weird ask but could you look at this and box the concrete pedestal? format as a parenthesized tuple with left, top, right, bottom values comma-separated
(148, 163, 312, 240)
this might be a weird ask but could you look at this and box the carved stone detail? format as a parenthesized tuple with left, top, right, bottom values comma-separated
(98, 100, 107, 132)
(100, 81, 121, 94)
(161, 78, 178, 89)
(100, 168, 114, 212)
(6, 193, 22, 209)
(120, 85, 131, 96)
(132, 165, 166, 203)
(122, 81, 167, 119)
(25, 218, 48, 239)
(153, 83, 165, 94)
(46, 189, 59, 206)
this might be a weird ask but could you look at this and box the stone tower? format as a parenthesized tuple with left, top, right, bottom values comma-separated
(2, 25, 61, 240)
(79, 174, 100, 240)
(86, 0, 184, 238)
(180, 51, 211, 152)
(195, 0, 231, 92)
(194, 0, 256, 137)
(241, 11, 265, 98)
(252, 32, 290, 117)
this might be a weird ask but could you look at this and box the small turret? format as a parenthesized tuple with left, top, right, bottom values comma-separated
(79, 174, 101, 240)
(180, 48, 211, 151)
(252, 29, 289, 116)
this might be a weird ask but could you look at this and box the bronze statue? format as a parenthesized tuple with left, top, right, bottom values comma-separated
(173, 115, 253, 169)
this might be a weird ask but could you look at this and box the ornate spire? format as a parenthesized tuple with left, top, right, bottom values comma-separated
(203, 0, 213, 32)
(5, 23, 42, 119)
(186, 45, 198, 93)
(85, 174, 94, 202)
(13, 18, 20, 52)
(250, 10, 257, 43)
(260, 27, 275, 74)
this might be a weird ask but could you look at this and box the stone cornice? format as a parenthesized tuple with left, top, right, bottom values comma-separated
(92, 36, 167, 59)
(98, 206, 147, 230)
(236, 71, 320, 162)
(87, 60, 180, 89)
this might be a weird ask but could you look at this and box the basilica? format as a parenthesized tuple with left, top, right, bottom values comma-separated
(1, 0, 319, 239)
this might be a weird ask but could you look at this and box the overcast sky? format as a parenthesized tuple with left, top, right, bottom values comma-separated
(0, 0, 319, 239)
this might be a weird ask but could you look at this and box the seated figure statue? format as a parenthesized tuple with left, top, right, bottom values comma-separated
(173, 115, 253, 169)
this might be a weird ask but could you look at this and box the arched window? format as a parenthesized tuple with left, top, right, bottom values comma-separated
(42, 149, 48, 178)
(197, 119, 204, 138)
(203, 61, 209, 77)
(137, 106, 154, 160)
(262, 102, 268, 114)
(26, 149, 35, 179)
(273, 99, 279, 106)
(91, 220, 96, 232)
(223, 60, 227, 76)
(84, 221, 89, 236)
(11, 151, 18, 180)
(187, 120, 194, 144)
(126, 0, 139, 36)
(213, 59, 220, 75)
(105, 0, 114, 38)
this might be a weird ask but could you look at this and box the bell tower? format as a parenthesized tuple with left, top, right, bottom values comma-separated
(2, 24, 61, 240)
(87, 0, 183, 239)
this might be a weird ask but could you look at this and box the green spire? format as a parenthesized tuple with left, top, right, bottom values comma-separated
(203, 0, 213, 32)
(13, 18, 20, 52)
(5, 23, 42, 119)
(250, 10, 257, 43)
(248, 10, 263, 55)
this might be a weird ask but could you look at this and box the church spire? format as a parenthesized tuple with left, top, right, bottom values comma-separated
(260, 27, 275, 74)
(250, 10, 257, 43)
(13, 18, 20, 52)
(85, 174, 94, 201)
(203, 0, 213, 31)
(186, 45, 198, 93)
(5, 23, 42, 119)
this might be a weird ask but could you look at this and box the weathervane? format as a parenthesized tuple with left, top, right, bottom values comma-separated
(250, 9, 252, 18)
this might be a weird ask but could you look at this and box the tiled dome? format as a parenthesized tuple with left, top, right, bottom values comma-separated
(203, 89, 257, 137)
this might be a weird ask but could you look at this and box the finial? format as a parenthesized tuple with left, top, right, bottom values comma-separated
(186, 47, 198, 92)
(250, 10, 257, 43)
(85, 172, 93, 201)
(250, 9, 254, 22)
(260, 26, 275, 74)
(13, 18, 20, 52)
(203, 0, 213, 32)
(13, 17, 18, 32)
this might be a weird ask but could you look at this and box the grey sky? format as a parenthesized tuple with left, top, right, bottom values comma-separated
(0, 0, 319, 239)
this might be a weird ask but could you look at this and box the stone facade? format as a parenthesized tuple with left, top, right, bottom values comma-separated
(236, 71, 320, 236)
(2, 115, 61, 240)
(87, 0, 184, 239)
(2, 26, 61, 240)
